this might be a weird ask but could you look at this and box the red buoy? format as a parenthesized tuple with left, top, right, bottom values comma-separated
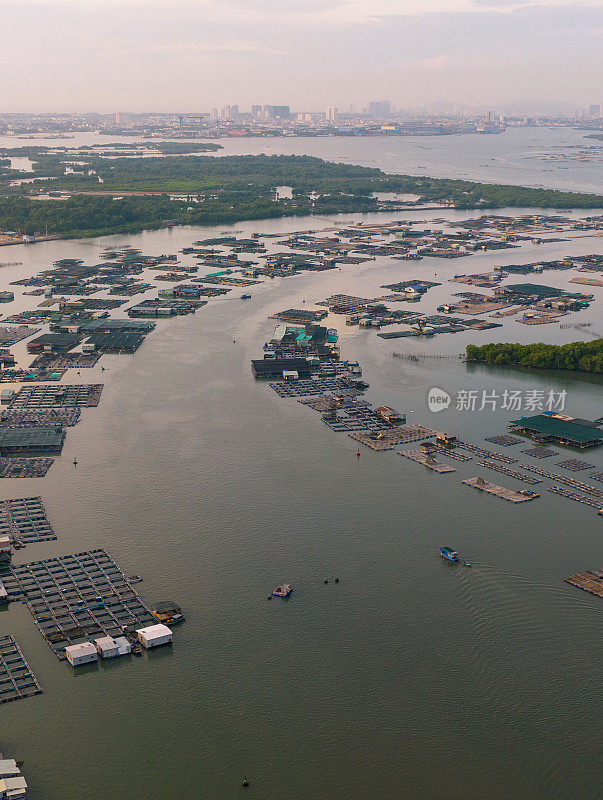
(356, 450, 360, 457)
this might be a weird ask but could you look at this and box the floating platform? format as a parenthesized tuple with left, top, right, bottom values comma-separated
(433, 445, 472, 462)
(564, 569, 603, 598)
(400, 449, 456, 473)
(2, 549, 157, 660)
(455, 441, 517, 464)
(0, 635, 43, 703)
(556, 459, 595, 472)
(522, 446, 557, 459)
(463, 477, 539, 502)
(548, 485, 603, 511)
(520, 464, 603, 498)
(484, 434, 522, 447)
(476, 460, 542, 485)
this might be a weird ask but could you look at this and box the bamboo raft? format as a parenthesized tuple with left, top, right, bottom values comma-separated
(564, 569, 603, 598)
(0, 635, 43, 703)
(463, 477, 540, 502)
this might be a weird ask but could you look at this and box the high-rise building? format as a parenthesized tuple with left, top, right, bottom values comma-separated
(251, 105, 262, 119)
(115, 112, 135, 125)
(263, 105, 291, 120)
(220, 105, 239, 120)
(589, 104, 601, 118)
(325, 106, 339, 123)
(368, 100, 391, 116)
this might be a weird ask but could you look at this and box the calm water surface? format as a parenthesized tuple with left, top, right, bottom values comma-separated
(0, 205, 601, 799)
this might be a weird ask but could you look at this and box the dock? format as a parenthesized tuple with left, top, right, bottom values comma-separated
(564, 569, 603, 598)
(0, 635, 43, 703)
(463, 477, 539, 502)
(399, 449, 456, 473)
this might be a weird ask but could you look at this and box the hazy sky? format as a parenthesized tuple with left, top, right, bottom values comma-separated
(3, 0, 602, 112)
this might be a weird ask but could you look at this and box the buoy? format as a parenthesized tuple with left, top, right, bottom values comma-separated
(73, 459, 78, 467)
(334, 578, 339, 584)
(242, 777, 250, 788)
(356, 450, 360, 458)
(324, 579, 328, 584)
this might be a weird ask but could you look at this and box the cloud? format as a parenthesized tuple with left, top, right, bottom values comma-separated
(414, 55, 448, 69)
(129, 40, 285, 56)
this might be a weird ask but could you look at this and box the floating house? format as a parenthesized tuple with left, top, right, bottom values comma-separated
(136, 624, 172, 649)
(65, 642, 98, 667)
(509, 414, 603, 449)
(0, 759, 27, 799)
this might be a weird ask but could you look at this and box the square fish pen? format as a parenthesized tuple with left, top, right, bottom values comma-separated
(3, 549, 157, 660)
(0, 497, 56, 545)
(0, 635, 43, 703)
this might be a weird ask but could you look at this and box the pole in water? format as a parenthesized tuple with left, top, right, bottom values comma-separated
(73, 458, 78, 467)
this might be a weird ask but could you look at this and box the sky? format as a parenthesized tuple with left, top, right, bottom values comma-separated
(2, 0, 602, 113)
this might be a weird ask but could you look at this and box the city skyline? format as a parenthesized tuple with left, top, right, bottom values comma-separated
(2, 0, 602, 112)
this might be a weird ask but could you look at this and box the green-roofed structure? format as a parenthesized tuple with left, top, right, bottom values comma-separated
(509, 414, 603, 449)
(0, 426, 66, 455)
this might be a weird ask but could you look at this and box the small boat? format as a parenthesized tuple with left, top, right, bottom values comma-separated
(241, 294, 251, 300)
(270, 584, 292, 598)
(439, 546, 459, 563)
(463, 561, 472, 568)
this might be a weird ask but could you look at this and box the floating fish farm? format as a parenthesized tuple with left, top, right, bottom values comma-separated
(2, 549, 157, 660)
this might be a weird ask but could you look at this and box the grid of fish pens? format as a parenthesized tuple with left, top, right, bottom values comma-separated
(0, 497, 56, 545)
(269, 378, 360, 398)
(3, 549, 156, 660)
(0, 635, 43, 703)
(9, 384, 103, 409)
